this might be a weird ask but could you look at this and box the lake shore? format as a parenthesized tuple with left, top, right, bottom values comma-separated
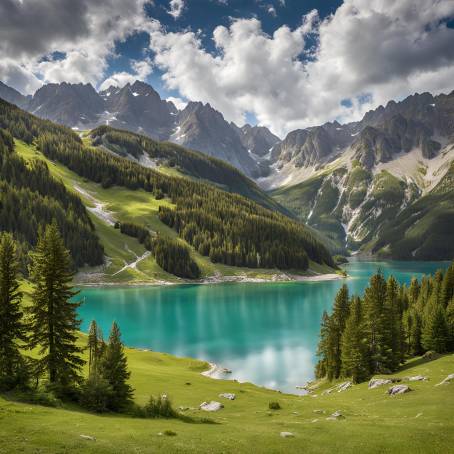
(74, 270, 346, 287)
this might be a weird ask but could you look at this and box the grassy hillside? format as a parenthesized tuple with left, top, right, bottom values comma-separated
(15, 139, 334, 284)
(2, 333, 453, 453)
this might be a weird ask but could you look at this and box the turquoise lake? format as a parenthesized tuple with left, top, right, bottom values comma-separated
(77, 261, 449, 394)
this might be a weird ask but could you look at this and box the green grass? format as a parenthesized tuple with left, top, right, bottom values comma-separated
(1, 340, 453, 453)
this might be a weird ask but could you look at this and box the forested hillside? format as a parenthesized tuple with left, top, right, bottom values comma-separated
(90, 125, 282, 212)
(0, 125, 103, 268)
(0, 99, 334, 276)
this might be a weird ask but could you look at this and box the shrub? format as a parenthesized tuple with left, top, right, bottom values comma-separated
(269, 401, 281, 410)
(79, 377, 114, 413)
(144, 394, 178, 418)
(163, 430, 177, 436)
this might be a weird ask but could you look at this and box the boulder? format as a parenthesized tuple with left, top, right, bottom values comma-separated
(388, 384, 411, 395)
(337, 381, 352, 392)
(80, 435, 96, 441)
(280, 432, 294, 438)
(199, 401, 224, 412)
(406, 375, 428, 382)
(219, 393, 236, 400)
(368, 378, 392, 389)
(435, 373, 454, 386)
(326, 410, 345, 421)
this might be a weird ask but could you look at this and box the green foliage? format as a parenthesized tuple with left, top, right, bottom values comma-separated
(152, 236, 200, 279)
(119, 222, 152, 250)
(0, 233, 27, 390)
(316, 262, 454, 383)
(144, 394, 178, 418)
(0, 124, 103, 268)
(100, 322, 134, 411)
(27, 222, 85, 386)
(79, 375, 114, 413)
(268, 401, 281, 410)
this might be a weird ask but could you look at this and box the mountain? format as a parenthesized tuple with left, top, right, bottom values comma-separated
(100, 80, 176, 139)
(270, 90, 454, 259)
(0, 81, 29, 108)
(170, 101, 264, 177)
(28, 82, 104, 127)
(235, 123, 280, 157)
(0, 80, 280, 177)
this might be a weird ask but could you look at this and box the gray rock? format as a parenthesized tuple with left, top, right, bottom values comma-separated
(326, 410, 345, 420)
(337, 381, 352, 392)
(199, 401, 224, 412)
(80, 435, 96, 441)
(435, 373, 454, 386)
(280, 432, 295, 438)
(388, 384, 411, 395)
(368, 378, 393, 389)
(406, 375, 428, 382)
(313, 409, 325, 414)
(219, 393, 236, 400)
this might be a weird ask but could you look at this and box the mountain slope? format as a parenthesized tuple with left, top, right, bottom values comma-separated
(0, 80, 280, 177)
(270, 90, 454, 259)
(0, 98, 334, 282)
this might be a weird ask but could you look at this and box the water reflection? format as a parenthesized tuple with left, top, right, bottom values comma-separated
(78, 261, 448, 393)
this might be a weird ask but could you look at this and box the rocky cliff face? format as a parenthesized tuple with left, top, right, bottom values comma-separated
(270, 90, 454, 258)
(0, 81, 29, 108)
(28, 82, 105, 127)
(171, 102, 264, 177)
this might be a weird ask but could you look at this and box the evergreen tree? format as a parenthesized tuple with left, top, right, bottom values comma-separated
(363, 271, 391, 373)
(403, 308, 423, 355)
(422, 304, 449, 353)
(330, 285, 350, 378)
(0, 233, 26, 388)
(28, 222, 84, 386)
(446, 298, 454, 350)
(88, 320, 104, 377)
(385, 276, 402, 370)
(315, 311, 335, 380)
(441, 265, 454, 307)
(100, 322, 134, 411)
(341, 297, 370, 383)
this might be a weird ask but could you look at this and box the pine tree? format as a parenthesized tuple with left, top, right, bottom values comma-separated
(422, 304, 449, 353)
(363, 271, 390, 373)
(341, 296, 370, 383)
(0, 233, 26, 388)
(441, 265, 454, 307)
(28, 222, 84, 387)
(88, 320, 104, 377)
(100, 322, 134, 411)
(446, 298, 454, 350)
(330, 285, 350, 379)
(385, 276, 402, 370)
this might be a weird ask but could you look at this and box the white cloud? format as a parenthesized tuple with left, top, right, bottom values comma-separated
(166, 96, 187, 110)
(99, 59, 153, 91)
(168, 0, 185, 19)
(0, 0, 156, 93)
(149, 0, 454, 136)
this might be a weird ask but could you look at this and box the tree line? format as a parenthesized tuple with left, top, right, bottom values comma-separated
(316, 265, 454, 383)
(0, 224, 182, 418)
(118, 221, 200, 279)
(0, 123, 104, 269)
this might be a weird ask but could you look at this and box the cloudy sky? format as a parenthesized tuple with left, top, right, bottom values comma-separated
(1, 0, 454, 136)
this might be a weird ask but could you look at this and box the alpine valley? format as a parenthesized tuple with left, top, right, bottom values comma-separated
(1, 79, 454, 266)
